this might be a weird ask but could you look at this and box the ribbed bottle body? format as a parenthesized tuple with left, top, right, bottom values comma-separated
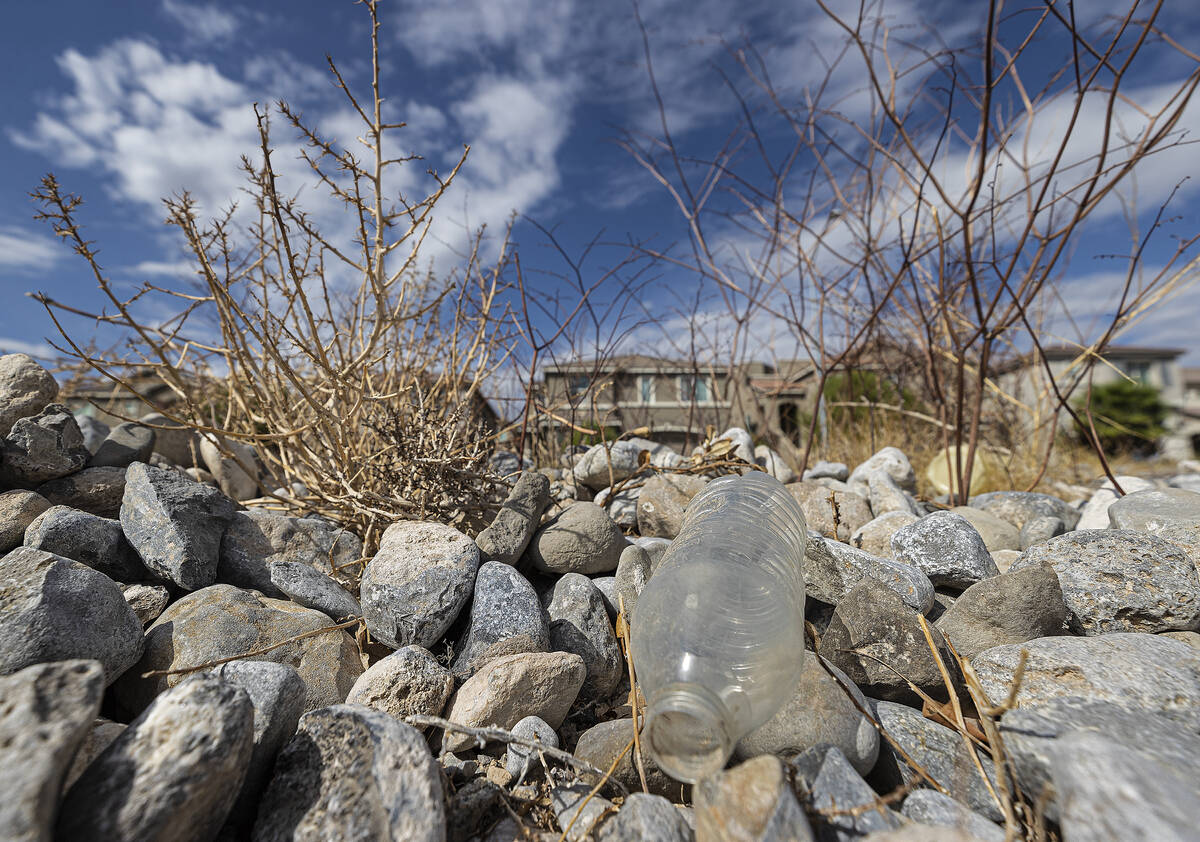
(630, 470, 807, 782)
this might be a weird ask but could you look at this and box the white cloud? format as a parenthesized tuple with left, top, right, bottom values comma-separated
(160, 0, 239, 45)
(0, 228, 62, 269)
(0, 337, 55, 359)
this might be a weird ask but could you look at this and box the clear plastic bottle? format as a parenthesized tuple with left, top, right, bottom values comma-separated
(630, 470, 807, 783)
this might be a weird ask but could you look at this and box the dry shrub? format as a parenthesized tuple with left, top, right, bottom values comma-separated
(31, 0, 519, 553)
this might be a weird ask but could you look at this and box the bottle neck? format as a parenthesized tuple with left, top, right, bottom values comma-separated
(643, 683, 735, 784)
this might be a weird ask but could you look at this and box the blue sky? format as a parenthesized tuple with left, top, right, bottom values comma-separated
(3, 0, 1200, 375)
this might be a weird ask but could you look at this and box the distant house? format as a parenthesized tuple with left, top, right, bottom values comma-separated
(64, 373, 183, 426)
(1000, 344, 1195, 457)
(538, 354, 827, 451)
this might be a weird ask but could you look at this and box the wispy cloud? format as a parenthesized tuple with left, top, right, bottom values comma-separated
(0, 336, 55, 359)
(0, 227, 63, 269)
(160, 0, 239, 45)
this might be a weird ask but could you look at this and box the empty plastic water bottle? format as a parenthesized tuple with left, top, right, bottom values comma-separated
(630, 469, 807, 783)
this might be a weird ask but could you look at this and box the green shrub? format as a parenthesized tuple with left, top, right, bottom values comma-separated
(1074, 379, 1167, 455)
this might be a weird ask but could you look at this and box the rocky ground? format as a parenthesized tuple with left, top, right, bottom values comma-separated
(1, 350, 1199, 841)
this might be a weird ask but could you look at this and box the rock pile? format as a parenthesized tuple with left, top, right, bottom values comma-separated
(2, 350, 1199, 841)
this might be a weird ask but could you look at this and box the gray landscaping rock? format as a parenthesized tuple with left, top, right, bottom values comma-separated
(1162, 629, 1200, 649)
(1010, 529, 1200, 634)
(529, 501, 626, 575)
(115, 584, 362, 715)
(199, 435, 260, 501)
(635, 535, 672, 570)
(209, 661, 306, 836)
(0, 403, 89, 487)
(597, 792, 693, 842)
(139, 412, 201, 467)
(0, 354, 57, 437)
(851, 511, 919, 556)
(1018, 515, 1064, 550)
(787, 481, 872, 542)
(505, 714, 559, 781)
(75, 415, 109, 454)
(551, 783, 616, 842)
(121, 583, 170, 625)
(1108, 487, 1200, 532)
(0, 660, 104, 842)
(849, 447, 916, 494)
(934, 561, 1067, 658)
(595, 481, 641, 528)
(628, 436, 685, 469)
(219, 508, 363, 596)
(65, 718, 126, 789)
(616, 543, 652, 620)
(950, 506, 1020, 552)
(998, 697, 1200, 818)
(36, 465, 125, 518)
(592, 576, 619, 622)
(347, 645, 454, 720)
(0, 489, 51, 552)
(805, 461, 849, 482)
(967, 491, 1079, 531)
(868, 469, 921, 517)
(901, 791, 1004, 842)
(88, 422, 154, 469)
(819, 578, 960, 705)
(253, 704, 445, 842)
(476, 471, 551, 564)
(790, 745, 904, 840)
(361, 520, 479, 649)
(695, 754, 815, 842)
(121, 461, 236, 590)
(452, 560, 548, 676)
(1169, 473, 1200, 493)
(868, 699, 1002, 822)
(891, 511, 998, 590)
(1049, 731, 1198, 842)
(755, 445, 797, 484)
(573, 440, 643, 489)
(547, 572, 623, 699)
(971, 633, 1200, 712)
(1075, 475, 1156, 530)
(0, 546, 143, 683)
(441, 651, 586, 753)
(860, 827, 991, 842)
(59, 674, 254, 842)
(269, 560, 361, 621)
(637, 473, 708, 538)
(991, 551, 1020, 577)
(24, 505, 144, 582)
(490, 450, 533, 478)
(573, 718, 682, 799)
(806, 534, 935, 614)
(735, 652, 878, 776)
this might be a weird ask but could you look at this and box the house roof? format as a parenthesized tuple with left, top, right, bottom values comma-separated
(1037, 344, 1185, 361)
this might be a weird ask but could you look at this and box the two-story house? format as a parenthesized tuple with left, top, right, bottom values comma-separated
(1000, 344, 1194, 457)
(538, 354, 819, 452)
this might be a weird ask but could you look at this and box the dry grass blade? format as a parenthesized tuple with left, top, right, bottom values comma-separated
(405, 714, 629, 797)
(141, 616, 362, 678)
(616, 595, 650, 794)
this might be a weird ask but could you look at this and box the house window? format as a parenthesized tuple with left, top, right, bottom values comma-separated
(567, 375, 589, 397)
(679, 374, 709, 402)
(638, 375, 655, 404)
(1161, 363, 1173, 387)
(1125, 361, 1151, 385)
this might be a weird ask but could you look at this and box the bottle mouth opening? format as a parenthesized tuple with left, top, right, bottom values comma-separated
(643, 685, 734, 784)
